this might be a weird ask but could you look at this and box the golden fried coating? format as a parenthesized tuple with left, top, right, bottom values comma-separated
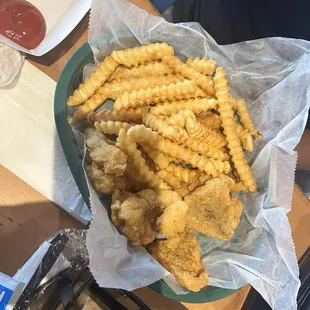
(100, 74, 184, 100)
(174, 179, 202, 198)
(68, 56, 118, 106)
(159, 55, 215, 95)
(150, 98, 218, 116)
(215, 67, 257, 191)
(114, 80, 198, 110)
(88, 108, 144, 124)
(112, 189, 135, 204)
(111, 195, 160, 245)
(112, 188, 187, 245)
(84, 127, 127, 176)
(86, 162, 114, 194)
(108, 61, 174, 82)
(236, 99, 263, 140)
(117, 129, 169, 189)
(186, 117, 227, 148)
(184, 178, 243, 240)
(186, 57, 216, 75)
(156, 200, 188, 238)
(70, 75, 183, 123)
(69, 92, 108, 123)
(197, 112, 221, 130)
(86, 162, 130, 194)
(156, 169, 182, 189)
(127, 125, 229, 176)
(236, 125, 254, 152)
(166, 163, 198, 184)
(155, 189, 182, 209)
(139, 142, 171, 170)
(142, 114, 229, 160)
(147, 230, 209, 292)
(165, 109, 195, 128)
(95, 121, 132, 135)
(111, 43, 174, 67)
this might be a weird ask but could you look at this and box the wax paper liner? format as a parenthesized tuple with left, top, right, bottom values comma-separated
(81, 0, 310, 308)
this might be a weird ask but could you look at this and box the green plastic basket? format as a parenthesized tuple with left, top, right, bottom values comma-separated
(54, 42, 237, 303)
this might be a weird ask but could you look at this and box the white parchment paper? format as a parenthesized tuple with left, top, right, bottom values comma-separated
(85, 0, 310, 308)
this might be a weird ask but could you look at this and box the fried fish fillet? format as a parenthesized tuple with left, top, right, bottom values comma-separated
(147, 230, 209, 292)
(184, 178, 243, 240)
(156, 200, 188, 238)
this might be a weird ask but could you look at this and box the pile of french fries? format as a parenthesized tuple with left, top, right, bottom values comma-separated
(68, 42, 262, 195)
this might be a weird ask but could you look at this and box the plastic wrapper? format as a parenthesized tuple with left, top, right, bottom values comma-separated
(1, 229, 88, 310)
(75, 0, 310, 309)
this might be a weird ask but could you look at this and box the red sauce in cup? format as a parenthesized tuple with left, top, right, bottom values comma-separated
(0, 0, 46, 50)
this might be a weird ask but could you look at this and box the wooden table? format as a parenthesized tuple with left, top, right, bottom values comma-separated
(0, 0, 309, 309)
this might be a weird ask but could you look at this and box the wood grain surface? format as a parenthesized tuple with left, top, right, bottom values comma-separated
(0, 1, 309, 309)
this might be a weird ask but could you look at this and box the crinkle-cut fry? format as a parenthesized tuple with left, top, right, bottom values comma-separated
(218, 174, 249, 192)
(68, 56, 118, 106)
(214, 66, 230, 100)
(114, 80, 198, 110)
(166, 163, 198, 184)
(198, 173, 212, 185)
(150, 98, 218, 116)
(215, 67, 257, 191)
(100, 74, 184, 100)
(95, 121, 132, 135)
(236, 99, 263, 140)
(236, 125, 254, 152)
(186, 57, 216, 75)
(69, 92, 108, 123)
(159, 55, 215, 95)
(107, 66, 125, 82)
(108, 61, 174, 82)
(139, 142, 171, 170)
(111, 43, 174, 68)
(117, 129, 170, 190)
(127, 125, 227, 177)
(156, 169, 182, 189)
(142, 113, 229, 160)
(174, 179, 202, 198)
(88, 108, 143, 124)
(186, 117, 227, 148)
(228, 95, 238, 110)
(166, 109, 195, 128)
(197, 112, 221, 130)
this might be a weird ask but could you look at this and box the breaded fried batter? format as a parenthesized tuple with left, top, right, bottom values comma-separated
(147, 230, 209, 292)
(111, 195, 161, 245)
(156, 200, 188, 238)
(85, 127, 127, 176)
(112, 189, 188, 245)
(184, 178, 243, 240)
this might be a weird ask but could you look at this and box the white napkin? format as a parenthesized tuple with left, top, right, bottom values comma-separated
(0, 61, 91, 224)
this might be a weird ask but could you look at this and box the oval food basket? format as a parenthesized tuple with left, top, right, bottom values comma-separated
(54, 42, 237, 303)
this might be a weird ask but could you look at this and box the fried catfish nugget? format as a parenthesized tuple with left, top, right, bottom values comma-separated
(112, 189, 187, 244)
(85, 127, 127, 176)
(147, 230, 209, 292)
(111, 195, 161, 245)
(184, 178, 243, 240)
